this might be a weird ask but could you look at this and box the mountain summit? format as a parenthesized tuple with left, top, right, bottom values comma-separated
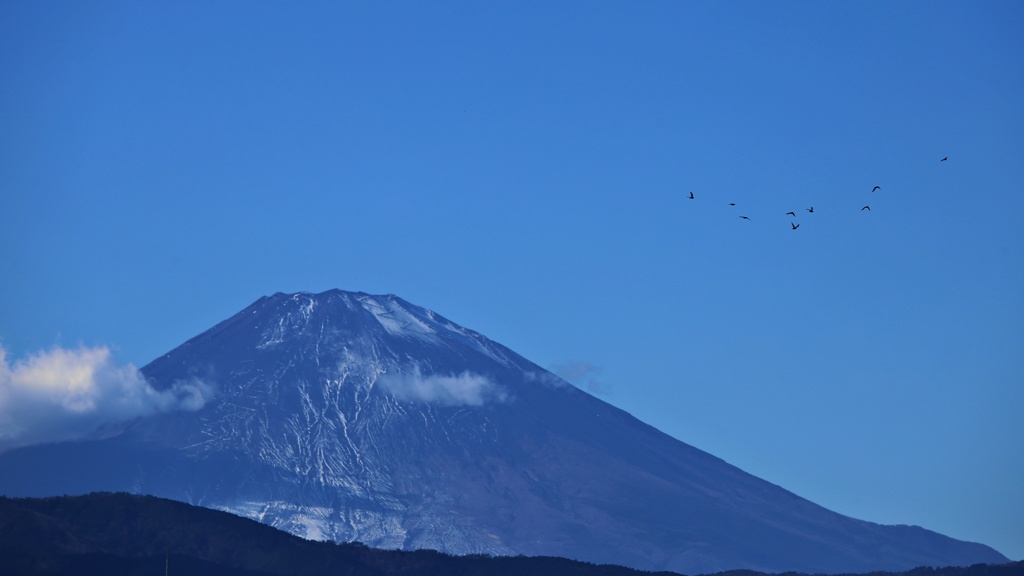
(0, 290, 1007, 574)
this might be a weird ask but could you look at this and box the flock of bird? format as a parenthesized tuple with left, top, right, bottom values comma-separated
(684, 156, 949, 230)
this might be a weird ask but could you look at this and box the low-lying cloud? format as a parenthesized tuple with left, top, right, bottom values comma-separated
(377, 367, 506, 406)
(0, 345, 214, 452)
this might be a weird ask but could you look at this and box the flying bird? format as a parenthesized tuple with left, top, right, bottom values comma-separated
(791, 222, 800, 230)
(806, 207, 814, 213)
(740, 216, 750, 220)
(862, 205, 871, 211)
(941, 156, 948, 162)
(872, 186, 880, 192)
(688, 191, 695, 199)
(786, 211, 796, 217)
(729, 202, 736, 206)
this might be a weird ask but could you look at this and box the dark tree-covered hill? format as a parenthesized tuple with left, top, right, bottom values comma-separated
(0, 492, 680, 576)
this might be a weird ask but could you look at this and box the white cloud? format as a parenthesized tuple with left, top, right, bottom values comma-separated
(524, 370, 570, 389)
(549, 361, 608, 395)
(377, 366, 506, 406)
(0, 345, 214, 452)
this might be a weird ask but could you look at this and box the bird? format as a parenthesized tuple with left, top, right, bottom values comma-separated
(729, 202, 736, 206)
(862, 205, 871, 211)
(688, 191, 695, 199)
(740, 216, 750, 220)
(791, 222, 800, 230)
(806, 207, 814, 213)
(941, 156, 948, 162)
(786, 211, 796, 217)
(872, 185, 880, 192)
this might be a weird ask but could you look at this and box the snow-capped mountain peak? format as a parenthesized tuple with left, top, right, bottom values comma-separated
(0, 290, 1007, 574)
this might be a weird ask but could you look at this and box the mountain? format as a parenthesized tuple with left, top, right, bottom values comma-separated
(0, 290, 1008, 574)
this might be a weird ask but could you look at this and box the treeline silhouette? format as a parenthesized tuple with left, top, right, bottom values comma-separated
(0, 493, 1019, 576)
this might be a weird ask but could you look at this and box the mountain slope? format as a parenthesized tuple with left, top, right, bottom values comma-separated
(0, 290, 1008, 574)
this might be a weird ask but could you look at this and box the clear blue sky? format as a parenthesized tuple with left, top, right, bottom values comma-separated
(2, 0, 1022, 561)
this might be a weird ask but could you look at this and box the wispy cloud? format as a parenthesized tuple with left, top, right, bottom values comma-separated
(0, 345, 214, 452)
(377, 366, 506, 406)
(549, 361, 609, 395)
(524, 370, 570, 389)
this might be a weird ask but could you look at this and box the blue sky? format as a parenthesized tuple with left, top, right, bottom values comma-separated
(2, 0, 1022, 561)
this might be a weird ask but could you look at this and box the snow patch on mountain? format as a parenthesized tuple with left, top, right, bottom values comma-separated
(358, 295, 438, 339)
(222, 499, 413, 549)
